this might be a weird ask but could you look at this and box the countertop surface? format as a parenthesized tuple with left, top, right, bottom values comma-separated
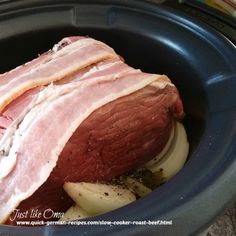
(206, 203, 236, 236)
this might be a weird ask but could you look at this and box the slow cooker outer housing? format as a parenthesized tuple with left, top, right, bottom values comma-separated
(0, 1, 236, 235)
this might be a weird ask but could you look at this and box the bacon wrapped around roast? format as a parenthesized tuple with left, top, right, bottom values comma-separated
(0, 37, 184, 224)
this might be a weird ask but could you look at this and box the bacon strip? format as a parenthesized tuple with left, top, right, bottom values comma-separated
(0, 37, 118, 113)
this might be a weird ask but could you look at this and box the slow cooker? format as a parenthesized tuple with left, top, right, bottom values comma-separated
(0, 0, 236, 235)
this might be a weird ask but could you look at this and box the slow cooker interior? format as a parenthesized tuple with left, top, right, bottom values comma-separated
(1, 2, 236, 236)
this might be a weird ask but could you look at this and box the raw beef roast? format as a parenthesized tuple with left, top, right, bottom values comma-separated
(0, 37, 184, 224)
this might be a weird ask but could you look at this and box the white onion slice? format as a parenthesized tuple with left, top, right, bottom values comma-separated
(59, 204, 89, 221)
(63, 182, 136, 216)
(146, 122, 189, 180)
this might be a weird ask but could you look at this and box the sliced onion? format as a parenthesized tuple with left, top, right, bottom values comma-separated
(59, 204, 89, 221)
(146, 122, 189, 181)
(63, 182, 136, 216)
